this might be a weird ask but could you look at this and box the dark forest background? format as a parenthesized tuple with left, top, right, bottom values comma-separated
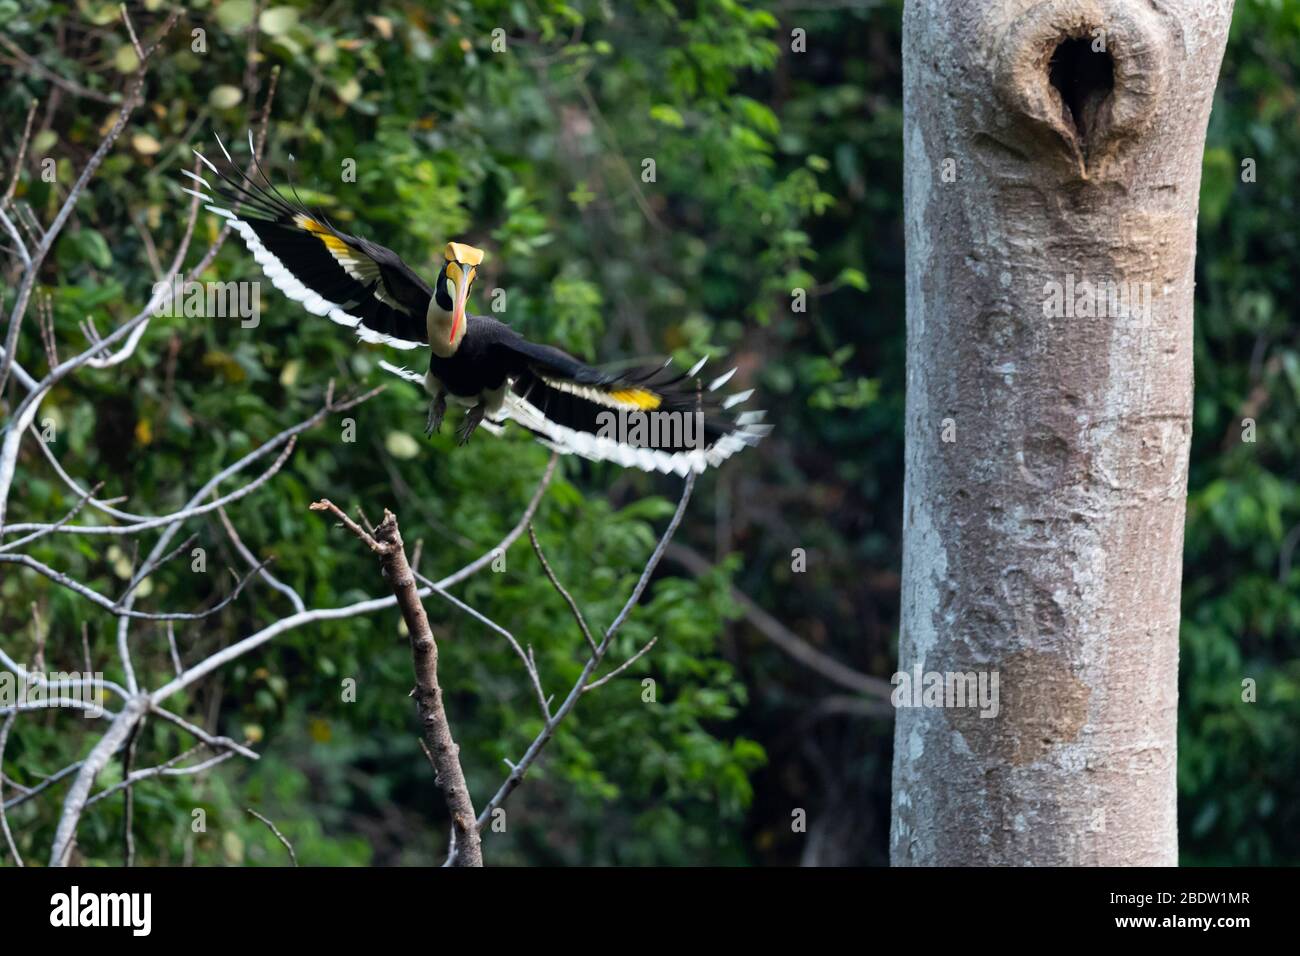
(0, 0, 1295, 865)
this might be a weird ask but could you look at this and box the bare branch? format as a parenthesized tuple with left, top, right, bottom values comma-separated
(471, 471, 696, 841)
(308, 499, 385, 552)
(320, 506, 483, 867)
(0, 206, 30, 270)
(50, 695, 148, 866)
(0, 64, 278, 533)
(107, 386, 376, 694)
(149, 705, 260, 762)
(246, 808, 298, 866)
(437, 451, 559, 589)
(0, 35, 118, 105)
(0, 713, 22, 866)
(0, 647, 129, 699)
(217, 505, 306, 613)
(0, 10, 179, 397)
(122, 715, 143, 866)
(165, 622, 183, 677)
(85, 746, 236, 808)
(2, 759, 84, 813)
(529, 523, 597, 655)
(148, 451, 558, 705)
(0, 551, 267, 621)
(584, 635, 658, 693)
(2, 98, 38, 205)
(1, 435, 298, 539)
(0, 481, 104, 553)
(119, 3, 145, 61)
(413, 566, 550, 723)
(0, 698, 116, 718)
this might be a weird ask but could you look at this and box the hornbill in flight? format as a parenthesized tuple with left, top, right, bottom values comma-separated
(180, 135, 769, 475)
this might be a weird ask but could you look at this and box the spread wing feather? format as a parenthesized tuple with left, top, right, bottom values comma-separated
(492, 334, 770, 474)
(181, 134, 430, 348)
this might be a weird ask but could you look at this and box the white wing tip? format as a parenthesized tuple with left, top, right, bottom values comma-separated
(707, 367, 738, 391)
(215, 130, 234, 163)
(192, 147, 220, 174)
(377, 361, 426, 385)
(722, 388, 754, 410)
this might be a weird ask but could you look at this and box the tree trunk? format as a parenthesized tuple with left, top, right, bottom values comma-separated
(892, 0, 1235, 865)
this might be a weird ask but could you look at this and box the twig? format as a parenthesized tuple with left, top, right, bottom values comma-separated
(0, 713, 22, 866)
(584, 636, 658, 692)
(246, 808, 298, 866)
(529, 524, 597, 655)
(470, 472, 696, 843)
(2, 98, 38, 205)
(0, 11, 179, 398)
(165, 622, 183, 677)
(437, 452, 559, 589)
(0, 698, 116, 718)
(85, 746, 235, 807)
(0, 35, 118, 104)
(0, 551, 268, 621)
(149, 705, 259, 761)
(217, 504, 305, 613)
(119, 3, 145, 61)
(413, 565, 551, 722)
(122, 715, 143, 866)
(148, 451, 559, 705)
(2, 759, 84, 812)
(0, 647, 127, 699)
(1, 436, 298, 539)
(0, 481, 104, 553)
(0, 206, 31, 271)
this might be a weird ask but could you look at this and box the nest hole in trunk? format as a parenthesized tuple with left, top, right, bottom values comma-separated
(1048, 36, 1115, 149)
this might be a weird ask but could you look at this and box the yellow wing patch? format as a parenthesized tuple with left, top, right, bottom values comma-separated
(296, 215, 352, 257)
(609, 388, 662, 410)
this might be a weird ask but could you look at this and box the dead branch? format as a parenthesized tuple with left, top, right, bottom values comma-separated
(312, 501, 484, 867)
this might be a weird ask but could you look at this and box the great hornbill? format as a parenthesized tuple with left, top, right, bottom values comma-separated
(180, 135, 769, 475)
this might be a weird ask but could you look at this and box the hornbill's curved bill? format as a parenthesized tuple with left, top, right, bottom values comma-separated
(180, 134, 770, 475)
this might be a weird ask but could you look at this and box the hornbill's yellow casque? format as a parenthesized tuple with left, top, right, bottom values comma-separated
(181, 135, 769, 475)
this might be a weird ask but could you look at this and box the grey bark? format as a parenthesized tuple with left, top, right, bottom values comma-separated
(893, 0, 1235, 865)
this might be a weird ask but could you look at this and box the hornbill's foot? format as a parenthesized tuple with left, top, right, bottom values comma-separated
(456, 403, 486, 445)
(425, 392, 447, 437)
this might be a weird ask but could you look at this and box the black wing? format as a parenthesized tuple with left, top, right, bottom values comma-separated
(488, 330, 770, 475)
(180, 134, 430, 349)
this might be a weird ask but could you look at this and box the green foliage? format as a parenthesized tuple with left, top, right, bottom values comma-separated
(1, 0, 1295, 867)
(1179, 0, 1300, 866)
(0, 0, 806, 867)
